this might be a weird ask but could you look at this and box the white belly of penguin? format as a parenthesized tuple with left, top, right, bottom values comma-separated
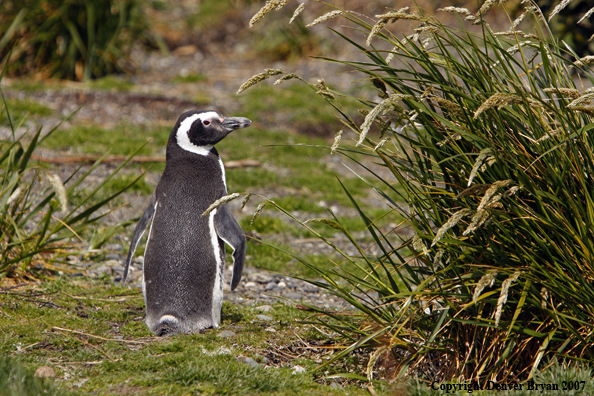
(209, 208, 224, 327)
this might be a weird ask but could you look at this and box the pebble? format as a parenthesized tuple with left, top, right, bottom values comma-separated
(264, 327, 276, 332)
(105, 253, 121, 261)
(276, 281, 286, 289)
(104, 243, 123, 251)
(255, 314, 273, 321)
(241, 357, 259, 368)
(285, 292, 303, 300)
(264, 282, 276, 291)
(244, 281, 257, 288)
(34, 366, 56, 378)
(252, 305, 274, 313)
(216, 330, 236, 338)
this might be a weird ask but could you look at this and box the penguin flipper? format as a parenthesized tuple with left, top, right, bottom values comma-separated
(123, 194, 157, 285)
(214, 205, 246, 291)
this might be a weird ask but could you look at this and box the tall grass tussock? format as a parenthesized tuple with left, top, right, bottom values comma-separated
(244, 0, 594, 386)
(0, 0, 148, 80)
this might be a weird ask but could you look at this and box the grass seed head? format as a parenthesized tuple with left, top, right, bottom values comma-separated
(473, 270, 498, 303)
(6, 187, 22, 206)
(373, 137, 391, 152)
(237, 69, 283, 94)
(467, 148, 492, 187)
(201, 193, 242, 217)
(250, 0, 290, 27)
(366, 346, 388, 381)
(241, 193, 253, 211)
(289, 3, 305, 24)
(385, 45, 398, 64)
(495, 271, 521, 326)
(548, 0, 574, 22)
(250, 202, 267, 226)
(306, 10, 343, 27)
(358, 94, 412, 146)
(367, 8, 428, 46)
(315, 79, 335, 100)
(331, 130, 343, 154)
(573, 55, 594, 67)
(541, 287, 548, 308)
(577, 7, 594, 24)
(474, 93, 523, 119)
(543, 87, 581, 99)
(431, 208, 473, 247)
(46, 172, 68, 212)
(412, 234, 429, 256)
(437, 7, 472, 16)
(274, 73, 299, 85)
(512, 10, 528, 28)
(433, 249, 446, 267)
(476, 180, 512, 213)
(567, 92, 594, 107)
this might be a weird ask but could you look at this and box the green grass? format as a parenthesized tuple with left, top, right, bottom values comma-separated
(88, 75, 135, 91)
(171, 73, 207, 83)
(41, 124, 169, 156)
(104, 174, 153, 196)
(239, 83, 339, 129)
(0, 279, 375, 395)
(1, 98, 53, 126)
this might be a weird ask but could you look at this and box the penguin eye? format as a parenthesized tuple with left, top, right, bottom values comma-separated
(202, 120, 211, 126)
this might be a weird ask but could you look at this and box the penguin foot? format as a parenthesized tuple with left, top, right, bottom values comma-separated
(153, 314, 180, 336)
(155, 321, 178, 336)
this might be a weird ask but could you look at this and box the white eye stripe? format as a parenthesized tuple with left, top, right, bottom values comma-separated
(176, 113, 215, 156)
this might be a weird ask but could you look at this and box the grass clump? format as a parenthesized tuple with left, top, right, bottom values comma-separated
(0, 67, 143, 280)
(0, 0, 148, 80)
(248, 0, 594, 386)
(0, 355, 72, 396)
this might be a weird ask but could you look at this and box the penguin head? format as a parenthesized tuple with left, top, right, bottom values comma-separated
(173, 110, 252, 154)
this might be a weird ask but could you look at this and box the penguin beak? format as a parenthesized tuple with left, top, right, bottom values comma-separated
(221, 117, 252, 132)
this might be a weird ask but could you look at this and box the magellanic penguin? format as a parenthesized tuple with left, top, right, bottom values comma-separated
(123, 110, 251, 336)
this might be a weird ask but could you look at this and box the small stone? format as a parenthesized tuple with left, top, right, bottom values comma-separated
(133, 256, 144, 264)
(104, 243, 123, 251)
(242, 357, 259, 368)
(276, 281, 286, 289)
(292, 365, 306, 374)
(252, 305, 274, 313)
(264, 282, 276, 291)
(255, 314, 273, 321)
(34, 366, 56, 378)
(217, 330, 236, 338)
(244, 281, 257, 288)
(248, 272, 273, 283)
(173, 44, 198, 56)
(105, 253, 120, 261)
(264, 327, 276, 332)
(285, 292, 303, 300)
(94, 265, 111, 276)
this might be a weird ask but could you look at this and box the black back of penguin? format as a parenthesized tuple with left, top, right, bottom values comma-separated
(123, 110, 251, 336)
